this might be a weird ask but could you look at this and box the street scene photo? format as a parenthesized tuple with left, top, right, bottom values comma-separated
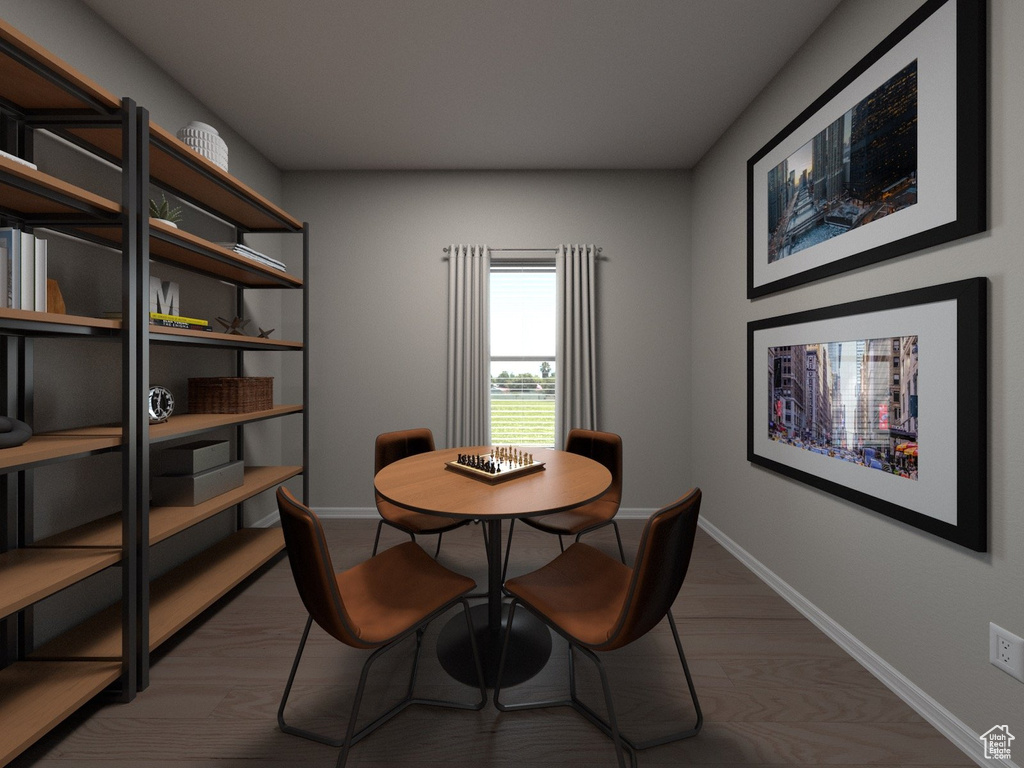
(767, 60, 918, 262)
(768, 336, 919, 479)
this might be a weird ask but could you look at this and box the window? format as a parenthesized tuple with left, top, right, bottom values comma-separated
(489, 263, 556, 446)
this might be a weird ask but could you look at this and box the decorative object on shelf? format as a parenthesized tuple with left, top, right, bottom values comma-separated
(151, 458, 244, 506)
(0, 415, 32, 449)
(176, 121, 228, 171)
(152, 439, 229, 476)
(149, 276, 180, 315)
(149, 193, 183, 228)
(747, 277, 986, 551)
(746, 0, 985, 298)
(217, 241, 287, 272)
(257, 327, 275, 339)
(148, 385, 175, 424)
(1, 227, 47, 311)
(216, 315, 250, 335)
(188, 377, 273, 414)
(46, 278, 66, 314)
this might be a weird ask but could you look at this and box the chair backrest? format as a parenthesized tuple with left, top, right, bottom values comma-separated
(375, 428, 435, 474)
(565, 428, 622, 506)
(276, 487, 370, 649)
(599, 487, 701, 651)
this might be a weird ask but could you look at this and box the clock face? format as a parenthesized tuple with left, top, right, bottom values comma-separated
(148, 385, 174, 424)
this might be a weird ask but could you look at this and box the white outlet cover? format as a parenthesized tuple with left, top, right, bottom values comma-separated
(990, 622, 1024, 682)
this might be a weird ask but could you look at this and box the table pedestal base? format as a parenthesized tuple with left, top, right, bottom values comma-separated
(437, 603, 552, 688)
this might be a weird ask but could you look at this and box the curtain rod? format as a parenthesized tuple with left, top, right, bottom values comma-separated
(442, 246, 602, 254)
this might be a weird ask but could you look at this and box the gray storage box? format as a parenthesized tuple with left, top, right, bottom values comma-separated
(152, 440, 230, 476)
(151, 459, 244, 506)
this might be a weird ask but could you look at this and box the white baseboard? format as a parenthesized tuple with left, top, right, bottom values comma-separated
(698, 517, 1019, 768)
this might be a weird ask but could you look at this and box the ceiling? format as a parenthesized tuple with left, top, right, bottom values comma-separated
(79, 0, 843, 171)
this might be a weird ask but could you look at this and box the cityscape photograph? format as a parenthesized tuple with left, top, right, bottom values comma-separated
(767, 59, 919, 263)
(768, 335, 919, 479)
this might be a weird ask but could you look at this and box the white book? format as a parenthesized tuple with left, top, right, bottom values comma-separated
(34, 237, 47, 312)
(0, 238, 8, 309)
(20, 231, 35, 311)
(0, 227, 21, 310)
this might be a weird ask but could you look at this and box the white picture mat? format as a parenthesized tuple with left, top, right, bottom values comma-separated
(752, 0, 958, 291)
(751, 298, 957, 525)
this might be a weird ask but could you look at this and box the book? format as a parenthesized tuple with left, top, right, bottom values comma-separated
(150, 318, 213, 332)
(149, 311, 208, 326)
(0, 228, 22, 310)
(218, 242, 287, 271)
(20, 230, 34, 311)
(0, 237, 7, 309)
(34, 236, 47, 312)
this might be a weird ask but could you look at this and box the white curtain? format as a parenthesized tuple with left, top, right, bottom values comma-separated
(446, 244, 491, 447)
(555, 244, 598, 446)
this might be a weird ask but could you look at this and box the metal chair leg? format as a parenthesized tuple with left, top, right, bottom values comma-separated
(433, 532, 443, 558)
(575, 520, 627, 565)
(494, 605, 701, 767)
(371, 520, 384, 556)
(280, 601, 486, 766)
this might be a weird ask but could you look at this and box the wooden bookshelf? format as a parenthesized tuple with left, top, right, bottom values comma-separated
(0, 155, 121, 219)
(0, 660, 122, 768)
(0, 308, 121, 337)
(31, 528, 284, 660)
(0, 432, 123, 472)
(70, 219, 303, 288)
(0, 547, 121, 620)
(0, 18, 120, 113)
(33, 465, 302, 548)
(149, 325, 304, 350)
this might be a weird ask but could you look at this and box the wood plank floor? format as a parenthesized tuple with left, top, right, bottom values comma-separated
(13, 519, 973, 767)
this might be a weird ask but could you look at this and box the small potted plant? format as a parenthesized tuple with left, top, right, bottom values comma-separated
(150, 193, 183, 228)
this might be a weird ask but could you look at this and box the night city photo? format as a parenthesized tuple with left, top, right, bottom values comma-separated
(767, 60, 919, 263)
(768, 335, 919, 480)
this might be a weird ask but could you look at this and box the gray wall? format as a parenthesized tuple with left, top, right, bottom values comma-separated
(691, 0, 1023, 746)
(0, 0, 292, 641)
(282, 170, 692, 512)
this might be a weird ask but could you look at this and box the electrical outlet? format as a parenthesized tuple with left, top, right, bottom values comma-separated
(990, 623, 1024, 682)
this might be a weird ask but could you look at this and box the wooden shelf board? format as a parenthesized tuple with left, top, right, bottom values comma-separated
(31, 528, 284, 660)
(0, 432, 123, 472)
(150, 406, 304, 441)
(42, 406, 303, 444)
(149, 324, 303, 349)
(33, 465, 302, 548)
(0, 660, 122, 768)
(60, 124, 302, 232)
(0, 307, 120, 333)
(0, 155, 121, 218)
(0, 547, 121, 621)
(70, 220, 303, 288)
(0, 18, 121, 113)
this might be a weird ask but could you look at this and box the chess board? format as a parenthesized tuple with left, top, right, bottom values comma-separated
(444, 451, 546, 484)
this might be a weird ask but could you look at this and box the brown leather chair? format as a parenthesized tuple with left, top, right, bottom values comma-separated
(494, 488, 703, 768)
(275, 487, 485, 767)
(502, 428, 625, 580)
(374, 428, 470, 557)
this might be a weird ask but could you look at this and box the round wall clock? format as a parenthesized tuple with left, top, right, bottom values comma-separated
(148, 385, 175, 424)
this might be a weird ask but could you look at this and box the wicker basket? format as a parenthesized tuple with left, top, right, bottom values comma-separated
(188, 377, 273, 414)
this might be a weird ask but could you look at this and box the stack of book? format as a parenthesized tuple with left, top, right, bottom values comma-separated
(100, 311, 213, 331)
(1, 227, 47, 311)
(219, 242, 286, 272)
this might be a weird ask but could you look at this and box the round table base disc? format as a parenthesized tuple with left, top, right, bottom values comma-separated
(437, 603, 552, 688)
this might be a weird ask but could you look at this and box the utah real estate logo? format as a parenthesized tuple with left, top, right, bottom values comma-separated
(980, 725, 1014, 761)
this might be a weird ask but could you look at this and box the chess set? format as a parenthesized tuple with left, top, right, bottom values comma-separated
(444, 446, 546, 484)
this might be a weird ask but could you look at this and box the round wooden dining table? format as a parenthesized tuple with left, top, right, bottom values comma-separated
(374, 445, 612, 687)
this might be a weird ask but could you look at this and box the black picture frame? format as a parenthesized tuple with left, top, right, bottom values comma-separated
(747, 277, 986, 551)
(747, 0, 986, 299)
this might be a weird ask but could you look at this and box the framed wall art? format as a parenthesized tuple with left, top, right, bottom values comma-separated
(747, 277, 986, 551)
(747, 0, 985, 299)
